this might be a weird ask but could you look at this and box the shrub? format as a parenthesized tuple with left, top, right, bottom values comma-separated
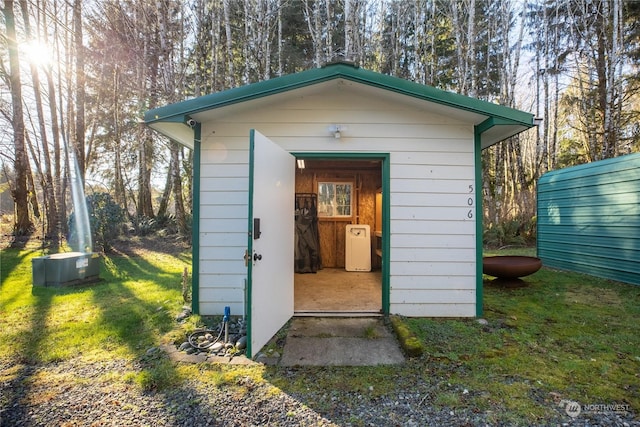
(130, 214, 189, 238)
(131, 215, 158, 236)
(154, 214, 177, 233)
(483, 220, 527, 248)
(69, 192, 125, 252)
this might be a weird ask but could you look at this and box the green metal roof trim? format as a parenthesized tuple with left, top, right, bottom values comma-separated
(144, 62, 535, 131)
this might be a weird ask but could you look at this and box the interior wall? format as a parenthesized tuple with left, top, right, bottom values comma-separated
(295, 164, 381, 269)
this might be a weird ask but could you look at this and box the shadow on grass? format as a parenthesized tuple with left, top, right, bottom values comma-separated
(0, 247, 220, 425)
(0, 248, 41, 301)
(0, 248, 56, 424)
(92, 251, 183, 362)
(109, 236, 192, 264)
(483, 277, 531, 288)
(90, 251, 221, 423)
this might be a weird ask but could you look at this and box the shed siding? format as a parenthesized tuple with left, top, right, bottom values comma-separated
(199, 84, 477, 316)
(537, 153, 640, 286)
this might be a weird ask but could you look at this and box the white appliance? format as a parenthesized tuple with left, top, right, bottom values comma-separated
(345, 224, 371, 272)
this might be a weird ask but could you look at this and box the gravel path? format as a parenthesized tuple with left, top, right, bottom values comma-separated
(2, 357, 638, 427)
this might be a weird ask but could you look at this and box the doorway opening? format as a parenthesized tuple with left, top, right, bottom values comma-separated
(293, 157, 384, 315)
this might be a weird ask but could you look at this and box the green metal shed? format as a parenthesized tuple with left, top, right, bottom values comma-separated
(537, 153, 640, 285)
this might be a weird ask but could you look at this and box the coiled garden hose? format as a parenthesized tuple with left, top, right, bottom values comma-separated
(188, 322, 226, 349)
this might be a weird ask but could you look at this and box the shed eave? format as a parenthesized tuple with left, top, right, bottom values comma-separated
(477, 117, 533, 149)
(147, 121, 195, 149)
(480, 124, 531, 148)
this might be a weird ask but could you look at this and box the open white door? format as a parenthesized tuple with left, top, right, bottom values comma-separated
(246, 130, 295, 358)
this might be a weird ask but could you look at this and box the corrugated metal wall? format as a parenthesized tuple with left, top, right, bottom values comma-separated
(537, 153, 640, 286)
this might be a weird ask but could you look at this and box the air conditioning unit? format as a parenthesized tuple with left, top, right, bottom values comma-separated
(32, 252, 101, 287)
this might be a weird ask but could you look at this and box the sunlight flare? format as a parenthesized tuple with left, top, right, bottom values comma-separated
(21, 40, 53, 67)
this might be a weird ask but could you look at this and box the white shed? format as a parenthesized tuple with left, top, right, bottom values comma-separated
(145, 62, 535, 357)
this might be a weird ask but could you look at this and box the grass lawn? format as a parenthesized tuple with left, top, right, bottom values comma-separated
(1, 242, 638, 425)
(404, 247, 640, 422)
(0, 241, 198, 390)
(1, 245, 188, 363)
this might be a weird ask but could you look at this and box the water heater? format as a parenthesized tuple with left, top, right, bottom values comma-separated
(345, 224, 371, 272)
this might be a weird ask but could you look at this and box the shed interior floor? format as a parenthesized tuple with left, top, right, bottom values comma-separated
(294, 268, 382, 315)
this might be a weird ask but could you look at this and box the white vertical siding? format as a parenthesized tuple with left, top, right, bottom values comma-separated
(198, 81, 477, 317)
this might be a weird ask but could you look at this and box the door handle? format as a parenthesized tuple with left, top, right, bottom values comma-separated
(253, 253, 262, 262)
(253, 218, 261, 239)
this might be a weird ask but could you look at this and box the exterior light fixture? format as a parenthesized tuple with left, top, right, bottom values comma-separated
(328, 124, 347, 139)
(296, 159, 305, 169)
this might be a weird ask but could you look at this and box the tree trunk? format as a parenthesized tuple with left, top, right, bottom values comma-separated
(156, 161, 173, 219)
(137, 131, 155, 218)
(25, 149, 41, 222)
(243, 0, 250, 84)
(183, 148, 193, 219)
(602, 0, 621, 158)
(344, 0, 352, 61)
(467, 0, 476, 97)
(73, 0, 86, 182)
(277, 0, 283, 76)
(46, 10, 64, 244)
(135, 4, 156, 219)
(112, 65, 127, 208)
(3, 0, 34, 236)
(222, 0, 236, 86)
(171, 142, 187, 236)
(325, 0, 333, 62)
(19, 0, 58, 240)
(264, 0, 271, 80)
(303, 0, 323, 68)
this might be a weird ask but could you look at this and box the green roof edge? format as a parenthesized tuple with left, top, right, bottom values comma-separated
(144, 62, 535, 127)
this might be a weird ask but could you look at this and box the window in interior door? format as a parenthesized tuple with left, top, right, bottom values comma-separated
(317, 181, 353, 218)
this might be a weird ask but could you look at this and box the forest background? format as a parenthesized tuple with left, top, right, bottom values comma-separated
(2, 0, 639, 250)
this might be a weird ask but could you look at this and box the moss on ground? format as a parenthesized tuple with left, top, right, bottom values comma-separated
(389, 315, 424, 357)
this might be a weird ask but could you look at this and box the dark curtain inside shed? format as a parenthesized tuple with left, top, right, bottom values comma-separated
(295, 193, 321, 273)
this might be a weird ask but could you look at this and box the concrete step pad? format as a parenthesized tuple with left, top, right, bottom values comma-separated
(279, 317, 405, 366)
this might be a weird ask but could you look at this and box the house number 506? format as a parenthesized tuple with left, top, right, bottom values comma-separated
(467, 184, 474, 218)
